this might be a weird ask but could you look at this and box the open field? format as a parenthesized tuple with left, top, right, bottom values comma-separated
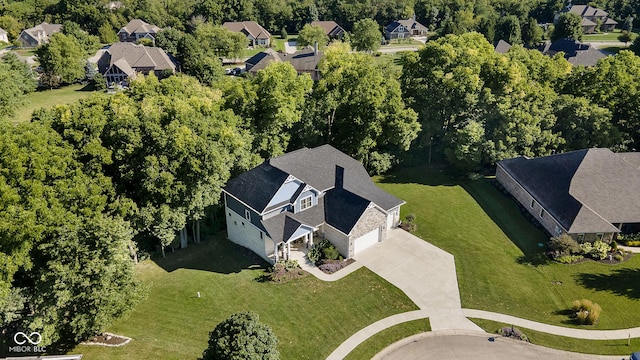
(12, 84, 97, 124)
(374, 166, 640, 330)
(471, 318, 640, 355)
(72, 234, 417, 359)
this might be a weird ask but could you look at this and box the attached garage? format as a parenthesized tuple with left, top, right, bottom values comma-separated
(353, 228, 380, 254)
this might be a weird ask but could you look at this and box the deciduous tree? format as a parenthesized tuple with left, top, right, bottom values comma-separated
(36, 32, 86, 88)
(351, 18, 382, 52)
(201, 311, 279, 360)
(552, 12, 583, 41)
(297, 24, 329, 49)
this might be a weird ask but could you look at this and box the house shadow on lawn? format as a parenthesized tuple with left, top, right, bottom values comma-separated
(577, 268, 640, 300)
(461, 178, 550, 266)
(152, 233, 269, 274)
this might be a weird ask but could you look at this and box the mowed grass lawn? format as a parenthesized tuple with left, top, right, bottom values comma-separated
(374, 166, 640, 329)
(72, 235, 417, 359)
(12, 84, 97, 124)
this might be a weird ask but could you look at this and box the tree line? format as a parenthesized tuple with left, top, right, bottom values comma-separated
(2, 0, 638, 48)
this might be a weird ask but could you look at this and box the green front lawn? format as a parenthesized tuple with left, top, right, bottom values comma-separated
(12, 84, 97, 124)
(374, 166, 640, 330)
(471, 318, 640, 355)
(72, 234, 417, 359)
(583, 29, 638, 41)
(344, 319, 431, 360)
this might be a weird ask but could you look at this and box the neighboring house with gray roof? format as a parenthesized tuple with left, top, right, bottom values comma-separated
(556, 4, 618, 33)
(311, 20, 346, 39)
(494, 40, 512, 54)
(223, 21, 271, 47)
(0, 28, 8, 43)
(18, 22, 62, 47)
(223, 145, 404, 264)
(245, 46, 323, 80)
(497, 148, 640, 243)
(118, 19, 161, 43)
(538, 39, 608, 66)
(96, 42, 176, 87)
(384, 16, 428, 40)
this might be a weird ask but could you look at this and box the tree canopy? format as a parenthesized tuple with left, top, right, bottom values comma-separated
(351, 18, 382, 52)
(201, 311, 279, 360)
(297, 24, 330, 50)
(36, 32, 86, 88)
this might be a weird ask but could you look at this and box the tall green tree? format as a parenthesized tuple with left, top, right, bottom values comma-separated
(36, 32, 86, 88)
(552, 12, 583, 41)
(0, 121, 142, 346)
(521, 17, 544, 47)
(351, 18, 382, 52)
(553, 95, 622, 151)
(251, 62, 313, 158)
(306, 44, 420, 173)
(297, 24, 329, 49)
(495, 15, 521, 44)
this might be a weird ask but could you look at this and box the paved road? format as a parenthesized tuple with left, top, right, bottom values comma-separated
(374, 332, 630, 360)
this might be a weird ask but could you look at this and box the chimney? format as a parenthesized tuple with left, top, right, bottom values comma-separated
(335, 165, 344, 190)
(314, 41, 318, 55)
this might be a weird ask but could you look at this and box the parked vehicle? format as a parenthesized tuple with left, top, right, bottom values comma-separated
(631, 352, 640, 360)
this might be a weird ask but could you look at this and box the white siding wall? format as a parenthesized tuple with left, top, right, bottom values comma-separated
(225, 206, 270, 263)
(323, 224, 350, 258)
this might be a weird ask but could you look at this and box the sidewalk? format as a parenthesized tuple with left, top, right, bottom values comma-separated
(463, 308, 640, 340)
(619, 245, 640, 253)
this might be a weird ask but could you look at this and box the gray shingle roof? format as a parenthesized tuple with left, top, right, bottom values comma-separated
(222, 21, 271, 40)
(385, 18, 428, 34)
(224, 162, 289, 213)
(224, 145, 404, 242)
(245, 47, 322, 74)
(499, 148, 640, 234)
(310, 21, 345, 37)
(269, 145, 404, 211)
(97, 42, 176, 76)
(494, 40, 512, 54)
(118, 19, 161, 36)
(538, 39, 608, 66)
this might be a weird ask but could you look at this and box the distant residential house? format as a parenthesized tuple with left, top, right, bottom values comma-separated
(18, 22, 62, 47)
(384, 16, 428, 40)
(245, 46, 323, 80)
(310, 21, 346, 39)
(223, 145, 404, 264)
(497, 148, 640, 243)
(117, 19, 161, 43)
(223, 21, 271, 47)
(0, 28, 8, 43)
(494, 40, 512, 54)
(556, 4, 618, 34)
(96, 42, 176, 87)
(538, 38, 608, 66)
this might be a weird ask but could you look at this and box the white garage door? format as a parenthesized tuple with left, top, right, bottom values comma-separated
(354, 228, 379, 254)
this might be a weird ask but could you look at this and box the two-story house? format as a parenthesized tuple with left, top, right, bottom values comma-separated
(96, 42, 176, 87)
(222, 145, 404, 264)
(557, 5, 618, 33)
(385, 16, 428, 40)
(117, 19, 161, 43)
(222, 21, 271, 47)
(18, 22, 62, 47)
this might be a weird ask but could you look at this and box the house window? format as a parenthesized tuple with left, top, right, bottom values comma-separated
(596, 233, 603, 241)
(228, 212, 231, 217)
(554, 226, 562, 237)
(245, 209, 251, 221)
(300, 196, 312, 210)
(577, 234, 585, 242)
(530, 199, 535, 208)
(242, 222, 245, 226)
(234, 221, 237, 226)
(540, 209, 545, 218)
(260, 231, 263, 239)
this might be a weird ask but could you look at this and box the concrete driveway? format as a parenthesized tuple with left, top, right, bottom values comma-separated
(354, 228, 482, 331)
(374, 332, 626, 360)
